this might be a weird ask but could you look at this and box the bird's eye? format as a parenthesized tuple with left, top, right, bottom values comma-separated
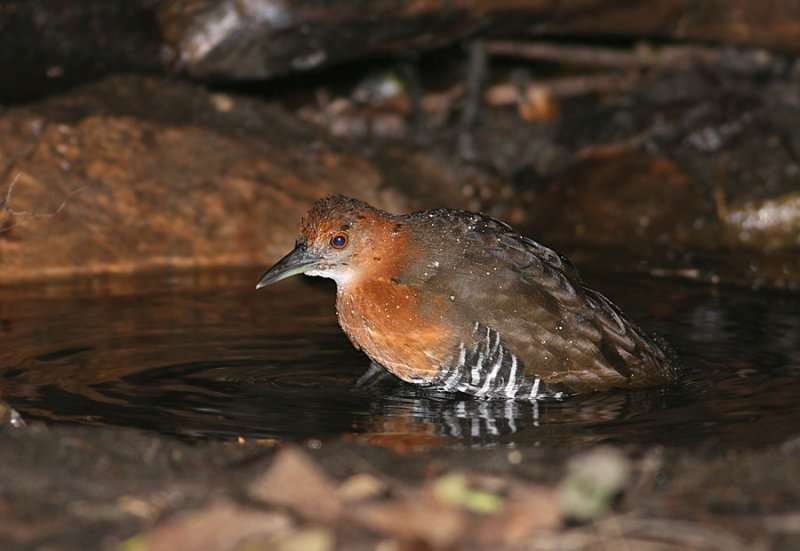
(330, 232, 349, 249)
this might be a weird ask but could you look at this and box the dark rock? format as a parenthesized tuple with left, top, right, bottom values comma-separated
(514, 147, 713, 252)
(0, 0, 164, 103)
(156, 0, 800, 81)
(155, 0, 516, 80)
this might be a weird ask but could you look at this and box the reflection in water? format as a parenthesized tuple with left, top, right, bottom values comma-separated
(1, 268, 799, 449)
(358, 385, 680, 449)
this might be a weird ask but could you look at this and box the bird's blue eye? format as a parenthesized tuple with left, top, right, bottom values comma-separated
(330, 232, 349, 249)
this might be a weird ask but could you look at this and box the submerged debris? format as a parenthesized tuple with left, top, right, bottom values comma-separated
(0, 400, 25, 430)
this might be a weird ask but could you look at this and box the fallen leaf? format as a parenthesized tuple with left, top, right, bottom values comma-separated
(273, 526, 336, 551)
(250, 445, 342, 523)
(122, 501, 291, 551)
(559, 446, 631, 521)
(337, 473, 388, 503)
(475, 484, 562, 547)
(432, 473, 505, 515)
(353, 493, 467, 549)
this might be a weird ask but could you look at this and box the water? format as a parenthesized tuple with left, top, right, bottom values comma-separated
(1, 267, 799, 449)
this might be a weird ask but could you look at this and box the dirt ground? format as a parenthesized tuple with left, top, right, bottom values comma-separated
(1, 415, 799, 550)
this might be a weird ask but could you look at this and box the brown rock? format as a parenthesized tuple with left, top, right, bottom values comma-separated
(0, 76, 466, 282)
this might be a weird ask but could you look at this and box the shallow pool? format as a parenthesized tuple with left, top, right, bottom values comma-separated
(2, 267, 799, 450)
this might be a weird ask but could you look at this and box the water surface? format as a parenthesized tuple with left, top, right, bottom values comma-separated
(1, 268, 799, 449)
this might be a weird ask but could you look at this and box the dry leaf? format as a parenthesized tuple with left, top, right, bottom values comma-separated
(250, 445, 342, 523)
(353, 493, 467, 549)
(123, 501, 291, 551)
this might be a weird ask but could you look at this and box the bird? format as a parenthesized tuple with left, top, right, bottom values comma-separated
(257, 195, 677, 400)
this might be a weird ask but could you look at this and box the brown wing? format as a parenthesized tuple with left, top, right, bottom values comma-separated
(403, 210, 676, 393)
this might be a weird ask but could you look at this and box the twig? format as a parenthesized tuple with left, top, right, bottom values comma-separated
(484, 40, 725, 70)
(714, 154, 729, 223)
(459, 39, 489, 161)
(462, 39, 488, 130)
(0, 173, 88, 232)
(0, 173, 23, 216)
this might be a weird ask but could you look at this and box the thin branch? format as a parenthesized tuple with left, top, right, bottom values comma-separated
(484, 40, 725, 70)
(0, 173, 88, 232)
(714, 154, 730, 223)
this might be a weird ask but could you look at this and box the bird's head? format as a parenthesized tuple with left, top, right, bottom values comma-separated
(257, 195, 404, 289)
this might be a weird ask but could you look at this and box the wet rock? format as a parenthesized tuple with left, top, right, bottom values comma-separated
(0, 75, 466, 283)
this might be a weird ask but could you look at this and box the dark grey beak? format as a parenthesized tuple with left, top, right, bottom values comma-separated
(256, 243, 319, 289)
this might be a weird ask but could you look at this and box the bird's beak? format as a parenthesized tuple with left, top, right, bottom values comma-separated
(256, 243, 319, 289)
